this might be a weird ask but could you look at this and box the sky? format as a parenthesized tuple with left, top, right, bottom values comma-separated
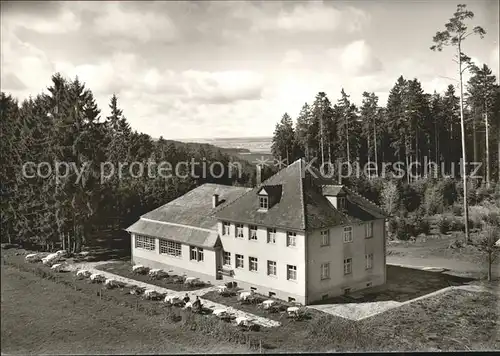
(1, 0, 499, 139)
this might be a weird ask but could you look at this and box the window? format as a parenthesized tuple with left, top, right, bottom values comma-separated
(344, 288, 351, 295)
(320, 230, 330, 246)
(287, 264, 297, 281)
(321, 263, 330, 280)
(259, 196, 269, 210)
(267, 228, 276, 244)
(189, 246, 204, 262)
(235, 254, 244, 268)
(235, 224, 244, 238)
(135, 235, 155, 251)
(222, 222, 231, 235)
(343, 226, 353, 243)
(249, 257, 258, 272)
(223, 251, 231, 266)
(250, 287, 257, 292)
(286, 231, 297, 247)
(159, 239, 181, 257)
(267, 260, 277, 276)
(365, 253, 373, 270)
(365, 222, 373, 238)
(344, 258, 352, 275)
(338, 197, 346, 210)
(288, 297, 296, 303)
(249, 225, 258, 240)
(269, 292, 276, 298)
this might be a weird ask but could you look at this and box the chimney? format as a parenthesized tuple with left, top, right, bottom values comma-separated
(256, 165, 262, 186)
(212, 194, 219, 208)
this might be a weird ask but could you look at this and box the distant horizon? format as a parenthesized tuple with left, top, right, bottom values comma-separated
(177, 136, 273, 141)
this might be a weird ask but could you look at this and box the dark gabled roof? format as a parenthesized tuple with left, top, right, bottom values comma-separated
(214, 159, 306, 230)
(141, 183, 251, 228)
(125, 183, 250, 248)
(257, 184, 282, 198)
(321, 185, 346, 196)
(214, 159, 388, 231)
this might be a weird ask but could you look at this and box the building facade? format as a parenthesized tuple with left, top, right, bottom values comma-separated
(126, 159, 387, 305)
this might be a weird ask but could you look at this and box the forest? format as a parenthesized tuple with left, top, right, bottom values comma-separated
(0, 74, 269, 250)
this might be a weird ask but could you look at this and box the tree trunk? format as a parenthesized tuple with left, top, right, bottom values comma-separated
(484, 107, 490, 188)
(488, 251, 492, 282)
(458, 43, 470, 243)
(374, 121, 379, 177)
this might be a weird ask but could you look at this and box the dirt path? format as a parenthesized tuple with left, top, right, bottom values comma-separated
(67, 261, 281, 328)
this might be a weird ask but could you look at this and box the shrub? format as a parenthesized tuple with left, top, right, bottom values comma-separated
(381, 181, 400, 216)
(475, 186, 493, 204)
(400, 183, 423, 213)
(394, 218, 412, 241)
(388, 218, 399, 236)
(449, 218, 465, 232)
(438, 217, 450, 234)
(452, 204, 463, 216)
(424, 185, 444, 215)
(439, 178, 458, 207)
(415, 218, 431, 236)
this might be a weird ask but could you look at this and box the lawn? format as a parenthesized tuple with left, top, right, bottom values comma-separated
(360, 288, 500, 351)
(0, 265, 249, 355)
(96, 261, 208, 291)
(2, 246, 498, 352)
(311, 265, 475, 305)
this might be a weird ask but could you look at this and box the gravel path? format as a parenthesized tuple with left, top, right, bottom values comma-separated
(67, 261, 281, 328)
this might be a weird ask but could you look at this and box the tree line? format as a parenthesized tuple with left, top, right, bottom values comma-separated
(272, 71, 499, 183)
(272, 5, 499, 191)
(0, 74, 263, 250)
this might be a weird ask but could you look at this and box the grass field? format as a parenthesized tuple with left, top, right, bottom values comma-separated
(2, 247, 499, 352)
(1, 265, 249, 354)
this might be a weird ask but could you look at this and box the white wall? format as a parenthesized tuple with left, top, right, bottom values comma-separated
(306, 219, 386, 303)
(131, 234, 217, 279)
(217, 221, 307, 299)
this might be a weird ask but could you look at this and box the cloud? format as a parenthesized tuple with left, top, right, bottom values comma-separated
(233, 2, 369, 33)
(1, 2, 81, 34)
(1, 72, 26, 91)
(282, 50, 303, 65)
(332, 40, 383, 76)
(90, 2, 179, 42)
(491, 48, 499, 78)
(181, 70, 264, 104)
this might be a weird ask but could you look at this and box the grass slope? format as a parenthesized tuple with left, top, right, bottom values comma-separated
(0, 265, 248, 354)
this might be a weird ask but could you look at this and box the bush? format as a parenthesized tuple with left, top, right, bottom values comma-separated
(415, 218, 431, 236)
(439, 178, 458, 207)
(400, 183, 423, 213)
(449, 218, 464, 232)
(393, 218, 412, 241)
(424, 185, 444, 215)
(452, 204, 463, 216)
(388, 218, 399, 236)
(438, 217, 450, 234)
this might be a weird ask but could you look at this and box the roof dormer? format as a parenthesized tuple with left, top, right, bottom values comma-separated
(322, 185, 347, 212)
(257, 185, 282, 211)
